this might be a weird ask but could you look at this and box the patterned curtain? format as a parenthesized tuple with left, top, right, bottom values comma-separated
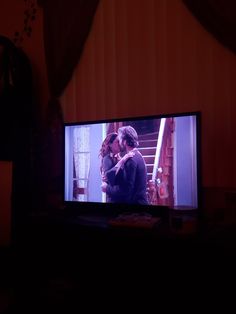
(73, 127, 90, 201)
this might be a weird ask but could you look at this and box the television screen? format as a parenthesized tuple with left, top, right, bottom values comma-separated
(64, 112, 201, 214)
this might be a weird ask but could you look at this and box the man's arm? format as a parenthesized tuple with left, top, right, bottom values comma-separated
(106, 159, 137, 201)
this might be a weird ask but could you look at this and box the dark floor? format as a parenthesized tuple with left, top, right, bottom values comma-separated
(1, 219, 236, 312)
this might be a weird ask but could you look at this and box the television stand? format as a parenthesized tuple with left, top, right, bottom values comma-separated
(108, 212, 161, 229)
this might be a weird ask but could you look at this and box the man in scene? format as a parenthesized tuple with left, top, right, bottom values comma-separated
(101, 125, 148, 205)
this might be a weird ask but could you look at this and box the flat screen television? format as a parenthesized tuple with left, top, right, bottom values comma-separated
(64, 111, 201, 217)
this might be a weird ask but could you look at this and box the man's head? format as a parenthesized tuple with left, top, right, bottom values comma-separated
(118, 126, 139, 152)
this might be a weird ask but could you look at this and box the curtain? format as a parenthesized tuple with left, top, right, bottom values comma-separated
(37, 0, 99, 209)
(182, 0, 236, 54)
(38, 0, 100, 98)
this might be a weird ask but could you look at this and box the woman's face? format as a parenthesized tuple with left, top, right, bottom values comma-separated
(110, 137, 120, 154)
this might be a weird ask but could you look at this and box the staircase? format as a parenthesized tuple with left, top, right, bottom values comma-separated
(138, 118, 174, 207)
(138, 132, 158, 182)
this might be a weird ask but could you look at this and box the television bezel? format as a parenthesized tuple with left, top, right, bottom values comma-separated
(63, 111, 202, 219)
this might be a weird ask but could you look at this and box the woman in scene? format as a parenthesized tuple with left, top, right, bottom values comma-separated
(99, 132, 134, 201)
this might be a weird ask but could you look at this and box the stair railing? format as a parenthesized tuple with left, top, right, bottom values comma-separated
(152, 118, 166, 181)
